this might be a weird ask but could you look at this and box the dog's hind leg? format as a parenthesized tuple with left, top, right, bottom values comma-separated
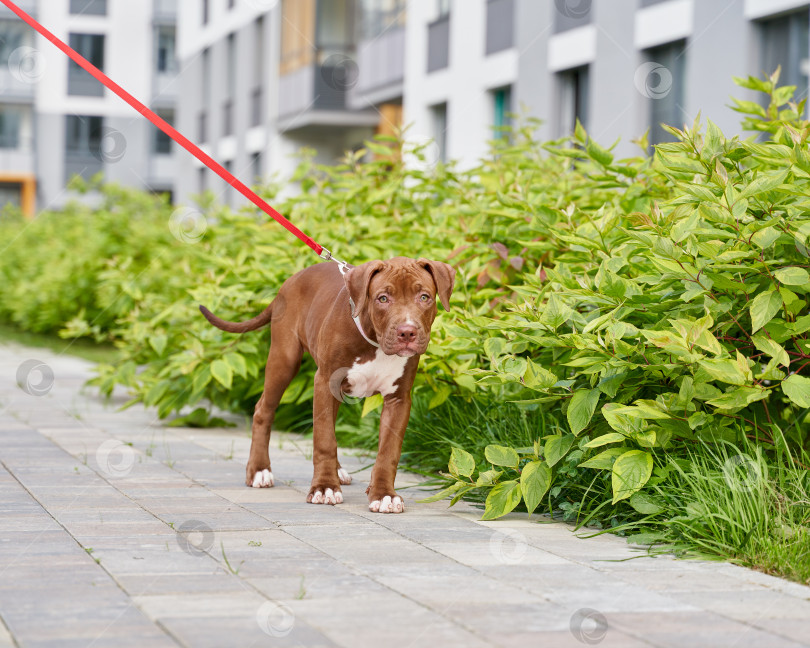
(246, 331, 302, 488)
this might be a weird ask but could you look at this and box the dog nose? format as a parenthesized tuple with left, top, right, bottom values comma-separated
(396, 324, 417, 342)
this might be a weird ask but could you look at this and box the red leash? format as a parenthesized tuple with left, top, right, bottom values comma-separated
(1, 0, 341, 262)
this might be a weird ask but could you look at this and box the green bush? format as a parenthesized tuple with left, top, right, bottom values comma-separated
(0, 73, 808, 534)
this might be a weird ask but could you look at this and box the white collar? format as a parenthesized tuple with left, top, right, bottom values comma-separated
(348, 297, 379, 348)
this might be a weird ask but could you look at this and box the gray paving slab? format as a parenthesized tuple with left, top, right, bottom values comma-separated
(1, 342, 810, 648)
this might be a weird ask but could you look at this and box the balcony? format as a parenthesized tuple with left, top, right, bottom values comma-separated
(152, 0, 177, 24)
(64, 151, 102, 182)
(485, 0, 515, 54)
(0, 68, 36, 102)
(0, 0, 36, 17)
(427, 15, 450, 72)
(69, 0, 107, 15)
(277, 54, 378, 132)
(355, 26, 405, 105)
(0, 136, 35, 174)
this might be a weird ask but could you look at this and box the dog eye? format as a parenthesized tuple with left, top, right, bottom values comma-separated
(378, 295, 388, 303)
(420, 294, 430, 302)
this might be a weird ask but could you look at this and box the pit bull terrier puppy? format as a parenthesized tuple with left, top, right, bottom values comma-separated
(200, 257, 455, 514)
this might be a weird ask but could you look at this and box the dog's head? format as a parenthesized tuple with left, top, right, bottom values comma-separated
(344, 257, 456, 357)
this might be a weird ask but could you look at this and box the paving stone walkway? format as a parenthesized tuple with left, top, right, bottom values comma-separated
(1, 343, 810, 648)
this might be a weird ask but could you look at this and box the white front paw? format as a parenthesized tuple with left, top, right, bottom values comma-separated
(337, 468, 352, 485)
(251, 469, 274, 488)
(369, 495, 404, 514)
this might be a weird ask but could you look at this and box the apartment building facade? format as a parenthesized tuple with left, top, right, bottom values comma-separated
(2, 0, 809, 213)
(0, 0, 178, 215)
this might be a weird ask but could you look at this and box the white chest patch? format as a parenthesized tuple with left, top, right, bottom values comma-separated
(345, 349, 408, 398)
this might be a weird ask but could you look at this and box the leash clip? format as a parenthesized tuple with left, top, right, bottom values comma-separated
(319, 247, 352, 275)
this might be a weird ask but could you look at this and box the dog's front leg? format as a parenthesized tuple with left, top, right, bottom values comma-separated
(307, 370, 343, 505)
(367, 391, 411, 514)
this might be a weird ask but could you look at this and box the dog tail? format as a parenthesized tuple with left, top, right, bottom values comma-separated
(199, 302, 274, 333)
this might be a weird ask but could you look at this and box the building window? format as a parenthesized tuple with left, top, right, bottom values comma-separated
(68, 33, 105, 96)
(251, 151, 262, 180)
(643, 40, 685, 147)
(153, 108, 174, 154)
(427, 8, 450, 72)
(492, 85, 512, 137)
(0, 20, 26, 65)
(198, 167, 206, 194)
(252, 17, 264, 126)
(437, 0, 450, 18)
(156, 25, 176, 73)
(0, 105, 21, 149)
(202, 0, 209, 25)
(359, 0, 406, 40)
(759, 10, 809, 107)
(228, 0, 236, 8)
(69, 0, 107, 16)
(224, 160, 233, 204)
(66, 115, 102, 154)
(485, 0, 514, 55)
(557, 65, 589, 136)
(431, 102, 448, 164)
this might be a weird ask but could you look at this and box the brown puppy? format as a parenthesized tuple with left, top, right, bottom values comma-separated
(200, 257, 455, 513)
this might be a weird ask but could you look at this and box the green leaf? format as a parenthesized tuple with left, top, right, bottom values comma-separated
(224, 352, 247, 378)
(751, 226, 780, 249)
(484, 444, 520, 469)
(611, 450, 654, 503)
(749, 289, 782, 333)
(417, 481, 466, 504)
(738, 169, 789, 199)
(476, 469, 503, 487)
(586, 138, 613, 166)
(579, 447, 629, 470)
(752, 333, 790, 367)
(361, 393, 384, 417)
(210, 359, 233, 389)
(484, 337, 506, 361)
(584, 432, 626, 448)
(545, 434, 575, 467)
(706, 386, 768, 410)
(481, 480, 522, 520)
(628, 492, 664, 515)
(700, 358, 748, 385)
(149, 334, 167, 356)
(448, 447, 476, 478)
(520, 461, 552, 515)
(782, 374, 810, 408)
(774, 267, 810, 286)
(567, 388, 600, 435)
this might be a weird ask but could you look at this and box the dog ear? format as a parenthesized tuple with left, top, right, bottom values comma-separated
(417, 258, 456, 311)
(344, 260, 385, 317)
